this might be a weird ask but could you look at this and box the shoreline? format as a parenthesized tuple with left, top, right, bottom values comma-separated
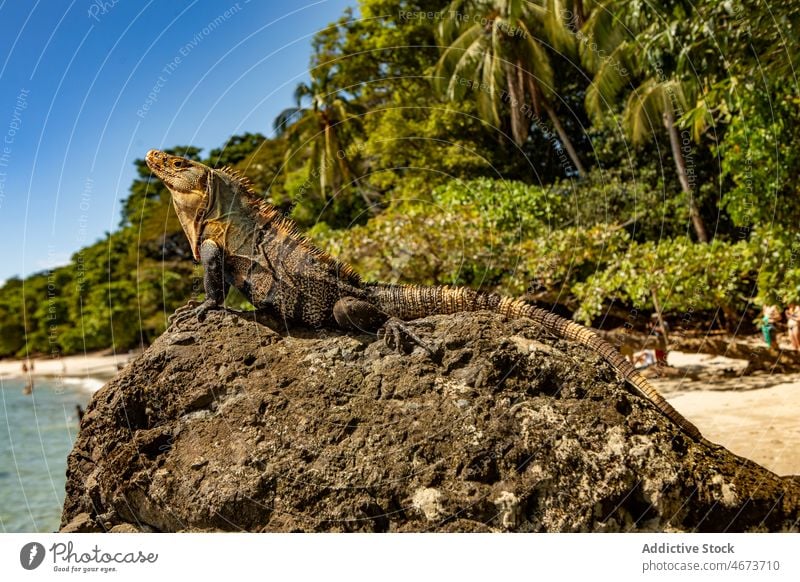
(0, 350, 136, 389)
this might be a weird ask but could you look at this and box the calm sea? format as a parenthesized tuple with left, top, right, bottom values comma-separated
(0, 376, 101, 532)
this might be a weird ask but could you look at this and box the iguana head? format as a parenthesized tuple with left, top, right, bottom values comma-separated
(145, 150, 211, 260)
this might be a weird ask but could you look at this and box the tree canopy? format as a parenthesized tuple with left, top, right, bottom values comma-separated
(2, 0, 798, 358)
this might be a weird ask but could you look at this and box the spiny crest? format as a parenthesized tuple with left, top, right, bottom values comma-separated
(270, 214, 361, 283)
(214, 165, 283, 222)
(214, 165, 360, 283)
(217, 165, 258, 197)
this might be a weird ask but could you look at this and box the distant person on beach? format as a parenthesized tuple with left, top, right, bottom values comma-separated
(761, 305, 780, 348)
(634, 350, 656, 369)
(650, 315, 669, 366)
(786, 304, 800, 350)
(21, 361, 28, 373)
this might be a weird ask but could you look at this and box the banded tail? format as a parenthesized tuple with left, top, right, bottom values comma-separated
(368, 283, 707, 444)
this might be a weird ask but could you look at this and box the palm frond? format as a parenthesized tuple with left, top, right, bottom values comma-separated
(541, 0, 577, 56)
(520, 25, 555, 101)
(273, 107, 304, 135)
(293, 82, 313, 106)
(437, 0, 474, 43)
(581, 0, 631, 64)
(623, 78, 666, 145)
(435, 24, 485, 98)
(584, 41, 632, 119)
(470, 41, 496, 125)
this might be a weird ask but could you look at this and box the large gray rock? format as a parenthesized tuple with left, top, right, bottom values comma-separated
(61, 310, 799, 532)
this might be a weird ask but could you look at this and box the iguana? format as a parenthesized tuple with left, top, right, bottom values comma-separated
(145, 149, 712, 446)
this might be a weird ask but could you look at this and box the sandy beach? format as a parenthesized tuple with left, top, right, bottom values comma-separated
(0, 351, 135, 386)
(654, 351, 800, 476)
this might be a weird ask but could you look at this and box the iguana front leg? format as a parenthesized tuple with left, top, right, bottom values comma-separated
(333, 297, 435, 355)
(170, 239, 230, 325)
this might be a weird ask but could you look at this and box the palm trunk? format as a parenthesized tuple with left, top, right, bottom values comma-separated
(572, 0, 585, 30)
(543, 102, 586, 177)
(663, 107, 709, 243)
(507, 61, 528, 146)
(319, 124, 331, 200)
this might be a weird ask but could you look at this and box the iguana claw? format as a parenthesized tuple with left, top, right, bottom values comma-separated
(378, 317, 437, 356)
(168, 300, 201, 325)
(168, 299, 223, 326)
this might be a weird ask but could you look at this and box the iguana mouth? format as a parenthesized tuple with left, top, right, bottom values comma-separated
(145, 148, 165, 171)
(146, 149, 183, 184)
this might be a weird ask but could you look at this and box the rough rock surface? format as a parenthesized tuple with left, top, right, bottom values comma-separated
(61, 311, 800, 532)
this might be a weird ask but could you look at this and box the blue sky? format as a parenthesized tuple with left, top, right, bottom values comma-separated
(0, 0, 353, 282)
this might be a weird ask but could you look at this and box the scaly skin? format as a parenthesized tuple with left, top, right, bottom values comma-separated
(145, 150, 713, 446)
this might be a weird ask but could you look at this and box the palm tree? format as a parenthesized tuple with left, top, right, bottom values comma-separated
(581, 0, 710, 242)
(623, 78, 709, 242)
(434, 0, 586, 176)
(274, 66, 364, 202)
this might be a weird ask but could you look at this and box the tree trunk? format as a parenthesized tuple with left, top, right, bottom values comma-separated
(663, 107, 709, 243)
(507, 61, 529, 146)
(321, 123, 331, 200)
(544, 102, 586, 177)
(651, 287, 670, 349)
(572, 0, 585, 30)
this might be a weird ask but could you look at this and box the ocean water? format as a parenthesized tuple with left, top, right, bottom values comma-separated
(0, 376, 98, 532)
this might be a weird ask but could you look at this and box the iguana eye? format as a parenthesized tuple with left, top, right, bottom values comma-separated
(172, 159, 186, 169)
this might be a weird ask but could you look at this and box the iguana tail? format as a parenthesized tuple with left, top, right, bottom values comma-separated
(368, 283, 707, 444)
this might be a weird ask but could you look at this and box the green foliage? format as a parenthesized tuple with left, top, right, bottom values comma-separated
(512, 225, 633, 302)
(234, 137, 290, 211)
(751, 227, 800, 307)
(312, 182, 530, 287)
(3, 0, 800, 361)
(274, 50, 369, 227)
(207, 133, 267, 168)
(432, 177, 562, 235)
(548, 166, 686, 240)
(719, 87, 800, 229)
(0, 278, 26, 356)
(313, 176, 629, 299)
(573, 237, 757, 325)
(434, 0, 586, 173)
